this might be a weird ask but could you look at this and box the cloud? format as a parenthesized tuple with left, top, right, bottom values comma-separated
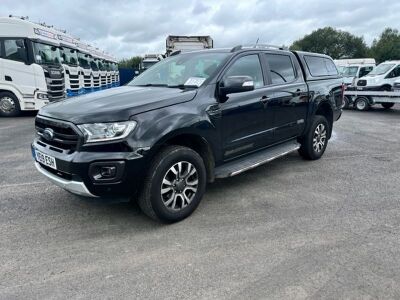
(2, 0, 400, 59)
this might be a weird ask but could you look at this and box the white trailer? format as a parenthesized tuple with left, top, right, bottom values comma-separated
(165, 35, 213, 56)
(343, 90, 400, 111)
(0, 16, 65, 116)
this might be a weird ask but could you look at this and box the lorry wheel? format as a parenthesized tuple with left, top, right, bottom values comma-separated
(381, 102, 395, 109)
(354, 97, 370, 111)
(138, 145, 206, 223)
(298, 115, 329, 160)
(0, 92, 21, 117)
(342, 96, 351, 109)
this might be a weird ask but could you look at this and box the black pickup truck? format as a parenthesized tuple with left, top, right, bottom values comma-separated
(32, 46, 343, 222)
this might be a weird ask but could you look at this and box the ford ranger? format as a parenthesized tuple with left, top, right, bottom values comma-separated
(32, 45, 343, 222)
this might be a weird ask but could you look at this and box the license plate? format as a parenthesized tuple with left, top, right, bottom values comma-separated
(35, 149, 57, 170)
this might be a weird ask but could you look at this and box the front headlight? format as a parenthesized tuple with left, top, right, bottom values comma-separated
(77, 121, 137, 143)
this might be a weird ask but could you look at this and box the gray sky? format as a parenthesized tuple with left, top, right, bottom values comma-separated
(3, 0, 399, 59)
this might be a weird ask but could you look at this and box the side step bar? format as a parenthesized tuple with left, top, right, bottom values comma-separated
(214, 140, 300, 178)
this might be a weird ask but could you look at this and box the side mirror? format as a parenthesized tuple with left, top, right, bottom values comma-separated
(219, 76, 254, 100)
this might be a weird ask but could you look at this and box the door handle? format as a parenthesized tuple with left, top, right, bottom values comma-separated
(260, 95, 269, 103)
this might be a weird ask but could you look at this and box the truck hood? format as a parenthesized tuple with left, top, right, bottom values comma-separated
(39, 86, 197, 124)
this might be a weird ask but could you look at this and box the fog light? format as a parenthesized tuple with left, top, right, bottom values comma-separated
(100, 166, 116, 178)
(89, 161, 125, 183)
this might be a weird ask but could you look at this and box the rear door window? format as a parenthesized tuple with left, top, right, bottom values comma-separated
(264, 53, 296, 84)
(304, 55, 338, 77)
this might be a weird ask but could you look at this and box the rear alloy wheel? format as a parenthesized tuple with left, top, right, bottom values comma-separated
(381, 102, 395, 109)
(354, 96, 370, 111)
(138, 145, 206, 223)
(298, 115, 329, 160)
(0, 92, 21, 117)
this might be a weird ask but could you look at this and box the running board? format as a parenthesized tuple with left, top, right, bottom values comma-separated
(214, 140, 300, 178)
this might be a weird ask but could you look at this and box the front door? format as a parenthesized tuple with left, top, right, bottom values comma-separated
(219, 54, 274, 160)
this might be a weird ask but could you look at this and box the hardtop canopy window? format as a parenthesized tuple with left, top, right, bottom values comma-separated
(304, 55, 338, 77)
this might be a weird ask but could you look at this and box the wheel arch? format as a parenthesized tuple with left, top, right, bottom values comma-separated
(149, 131, 216, 182)
(314, 101, 334, 139)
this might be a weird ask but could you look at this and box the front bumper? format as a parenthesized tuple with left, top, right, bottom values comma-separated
(35, 162, 97, 197)
(32, 140, 147, 198)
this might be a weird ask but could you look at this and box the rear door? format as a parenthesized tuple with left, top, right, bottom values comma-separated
(262, 52, 309, 142)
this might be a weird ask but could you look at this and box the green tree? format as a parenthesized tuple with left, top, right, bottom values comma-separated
(369, 28, 400, 62)
(290, 27, 368, 59)
(118, 56, 142, 69)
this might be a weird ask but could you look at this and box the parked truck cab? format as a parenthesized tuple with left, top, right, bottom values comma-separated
(57, 33, 83, 97)
(0, 16, 65, 116)
(75, 42, 93, 94)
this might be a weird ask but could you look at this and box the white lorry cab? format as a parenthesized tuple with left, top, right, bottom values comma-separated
(56, 32, 82, 97)
(92, 49, 108, 89)
(0, 16, 65, 116)
(88, 50, 101, 92)
(75, 41, 93, 94)
(334, 58, 375, 86)
(355, 61, 400, 91)
(110, 57, 120, 87)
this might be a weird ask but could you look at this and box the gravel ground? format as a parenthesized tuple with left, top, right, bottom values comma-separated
(0, 106, 399, 299)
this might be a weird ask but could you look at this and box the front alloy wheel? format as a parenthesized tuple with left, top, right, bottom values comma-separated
(138, 145, 206, 223)
(161, 161, 199, 211)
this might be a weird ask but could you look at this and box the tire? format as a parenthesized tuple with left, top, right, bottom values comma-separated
(0, 92, 21, 117)
(298, 115, 329, 160)
(381, 102, 395, 109)
(354, 96, 370, 111)
(342, 96, 351, 109)
(138, 145, 207, 223)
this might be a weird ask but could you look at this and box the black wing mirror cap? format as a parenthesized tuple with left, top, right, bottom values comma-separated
(219, 75, 255, 101)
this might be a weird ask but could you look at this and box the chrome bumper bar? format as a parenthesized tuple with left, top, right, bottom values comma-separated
(35, 162, 97, 198)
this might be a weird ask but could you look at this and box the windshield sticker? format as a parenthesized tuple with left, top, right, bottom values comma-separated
(184, 77, 206, 87)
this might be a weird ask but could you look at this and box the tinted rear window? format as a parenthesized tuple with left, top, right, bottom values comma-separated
(304, 55, 338, 77)
(264, 53, 296, 84)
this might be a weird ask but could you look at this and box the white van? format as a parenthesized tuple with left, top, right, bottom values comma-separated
(335, 58, 375, 85)
(356, 61, 400, 91)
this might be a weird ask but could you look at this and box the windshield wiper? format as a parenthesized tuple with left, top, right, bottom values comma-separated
(167, 84, 199, 89)
(135, 83, 169, 87)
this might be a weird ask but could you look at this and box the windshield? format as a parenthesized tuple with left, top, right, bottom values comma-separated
(105, 61, 111, 71)
(91, 58, 99, 71)
(98, 60, 106, 71)
(111, 63, 118, 71)
(60, 47, 78, 66)
(342, 66, 358, 77)
(33, 42, 62, 65)
(78, 52, 91, 69)
(337, 66, 346, 74)
(130, 52, 229, 87)
(368, 63, 395, 76)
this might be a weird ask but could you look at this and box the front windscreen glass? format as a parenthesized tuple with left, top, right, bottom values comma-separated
(368, 63, 395, 75)
(78, 52, 91, 69)
(342, 66, 358, 77)
(130, 52, 229, 87)
(91, 58, 99, 71)
(33, 42, 62, 65)
(60, 47, 78, 66)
